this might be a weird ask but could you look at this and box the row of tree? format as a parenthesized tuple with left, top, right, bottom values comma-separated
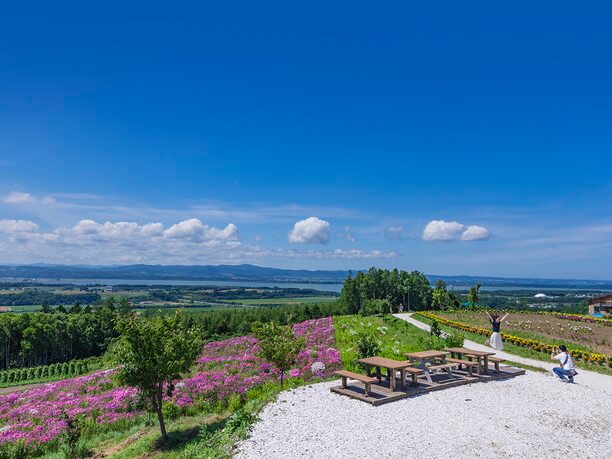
(338, 268, 467, 313)
(0, 298, 127, 370)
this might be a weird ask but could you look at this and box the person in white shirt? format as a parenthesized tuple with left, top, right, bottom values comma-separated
(551, 345, 576, 383)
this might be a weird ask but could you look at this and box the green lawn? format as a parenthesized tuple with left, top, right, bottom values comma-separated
(413, 313, 612, 376)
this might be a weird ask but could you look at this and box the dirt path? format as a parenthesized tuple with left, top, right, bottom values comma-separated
(394, 313, 612, 393)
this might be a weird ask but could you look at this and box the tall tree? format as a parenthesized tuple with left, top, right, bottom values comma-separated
(114, 312, 202, 441)
(468, 283, 481, 308)
(432, 279, 451, 310)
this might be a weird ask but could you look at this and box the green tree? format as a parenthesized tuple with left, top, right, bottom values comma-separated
(41, 302, 53, 314)
(118, 297, 132, 315)
(251, 322, 305, 388)
(467, 283, 481, 308)
(432, 279, 451, 310)
(114, 312, 202, 441)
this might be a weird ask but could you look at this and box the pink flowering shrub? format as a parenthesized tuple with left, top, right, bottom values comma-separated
(0, 317, 341, 454)
(0, 370, 138, 453)
(173, 317, 341, 405)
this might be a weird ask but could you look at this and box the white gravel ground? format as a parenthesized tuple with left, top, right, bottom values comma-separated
(236, 372, 612, 458)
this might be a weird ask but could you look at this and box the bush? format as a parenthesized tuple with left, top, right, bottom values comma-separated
(356, 331, 381, 359)
(444, 331, 464, 348)
(360, 299, 390, 316)
(430, 320, 442, 337)
(161, 401, 183, 420)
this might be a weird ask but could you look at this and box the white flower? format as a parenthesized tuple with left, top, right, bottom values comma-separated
(311, 361, 326, 376)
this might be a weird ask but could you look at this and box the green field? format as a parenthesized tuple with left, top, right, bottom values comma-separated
(226, 296, 336, 305)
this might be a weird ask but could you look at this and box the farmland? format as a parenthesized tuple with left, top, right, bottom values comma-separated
(0, 283, 338, 313)
(433, 310, 612, 356)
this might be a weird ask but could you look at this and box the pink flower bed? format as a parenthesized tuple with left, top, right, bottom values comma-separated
(173, 317, 341, 404)
(0, 370, 138, 449)
(0, 317, 341, 451)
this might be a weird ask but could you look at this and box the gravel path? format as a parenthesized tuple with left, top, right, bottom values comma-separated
(236, 373, 611, 458)
(394, 313, 612, 393)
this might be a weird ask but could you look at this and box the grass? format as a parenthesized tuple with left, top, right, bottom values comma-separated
(48, 381, 291, 459)
(413, 313, 612, 376)
(333, 315, 458, 372)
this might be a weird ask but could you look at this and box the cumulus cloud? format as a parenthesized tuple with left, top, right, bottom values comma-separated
(288, 217, 330, 244)
(3, 191, 55, 204)
(163, 218, 238, 242)
(0, 219, 40, 233)
(0, 217, 398, 264)
(461, 225, 491, 241)
(422, 220, 465, 241)
(385, 225, 406, 241)
(422, 220, 491, 242)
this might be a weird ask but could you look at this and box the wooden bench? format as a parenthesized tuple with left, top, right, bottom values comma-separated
(334, 370, 378, 396)
(428, 363, 458, 374)
(403, 366, 425, 385)
(487, 356, 505, 373)
(446, 357, 481, 376)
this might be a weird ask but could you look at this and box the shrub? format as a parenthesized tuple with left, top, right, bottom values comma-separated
(356, 331, 381, 359)
(430, 320, 442, 337)
(444, 331, 464, 348)
(161, 401, 183, 420)
(360, 299, 389, 316)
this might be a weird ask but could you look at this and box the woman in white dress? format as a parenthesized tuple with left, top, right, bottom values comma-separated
(485, 312, 508, 350)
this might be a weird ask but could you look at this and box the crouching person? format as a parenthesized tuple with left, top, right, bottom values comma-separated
(551, 345, 577, 383)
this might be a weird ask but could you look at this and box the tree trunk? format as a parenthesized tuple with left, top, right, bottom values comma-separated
(154, 390, 167, 441)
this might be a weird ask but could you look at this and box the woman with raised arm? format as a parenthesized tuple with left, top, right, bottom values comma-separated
(485, 311, 508, 350)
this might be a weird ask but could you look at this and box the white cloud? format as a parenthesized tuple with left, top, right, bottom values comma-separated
(3, 191, 55, 204)
(288, 217, 330, 244)
(338, 226, 356, 242)
(422, 220, 491, 242)
(385, 225, 406, 240)
(0, 217, 398, 265)
(163, 218, 238, 242)
(0, 219, 40, 233)
(422, 220, 465, 241)
(270, 248, 397, 260)
(461, 225, 491, 241)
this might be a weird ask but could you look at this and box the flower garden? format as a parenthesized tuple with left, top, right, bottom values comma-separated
(417, 311, 612, 367)
(0, 317, 341, 457)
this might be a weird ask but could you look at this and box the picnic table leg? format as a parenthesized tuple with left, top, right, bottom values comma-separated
(377, 366, 381, 381)
(483, 356, 489, 374)
(400, 368, 406, 389)
(389, 367, 396, 391)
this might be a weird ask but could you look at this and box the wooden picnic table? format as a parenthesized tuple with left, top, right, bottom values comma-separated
(444, 347, 497, 374)
(404, 350, 452, 382)
(357, 356, 413, 392)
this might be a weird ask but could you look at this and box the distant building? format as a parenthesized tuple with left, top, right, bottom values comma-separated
(534, 293, 547, 298)
(0, 306, 12, 313)
(588, 294, 612, 316)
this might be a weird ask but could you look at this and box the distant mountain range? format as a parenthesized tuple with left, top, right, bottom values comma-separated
(0, 264, 611, 290)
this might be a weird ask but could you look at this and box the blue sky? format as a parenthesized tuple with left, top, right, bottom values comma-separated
(0, 2, 610, 279)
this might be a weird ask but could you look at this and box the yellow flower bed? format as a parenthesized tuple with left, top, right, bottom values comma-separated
(417, 311, 612, 367)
